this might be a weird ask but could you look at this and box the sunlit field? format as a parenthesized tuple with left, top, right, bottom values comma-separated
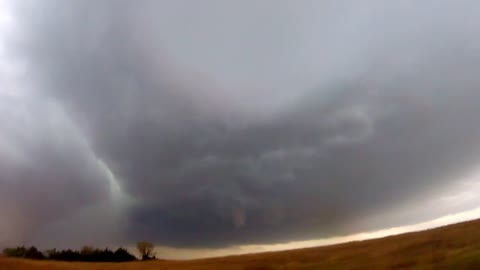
(2, 218, 479, 270)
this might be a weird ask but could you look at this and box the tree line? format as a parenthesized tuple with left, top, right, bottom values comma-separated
(2, 241, 156, 262)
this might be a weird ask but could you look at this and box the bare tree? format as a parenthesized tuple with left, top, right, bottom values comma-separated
(136, 241, 155, 260)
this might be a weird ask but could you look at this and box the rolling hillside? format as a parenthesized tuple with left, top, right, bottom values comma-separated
(1, 218, 480, 270)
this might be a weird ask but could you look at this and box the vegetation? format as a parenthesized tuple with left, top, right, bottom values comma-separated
(1, 219, 480, 269)
(3, 247, 45, 260)
(2, 246, 136, 262)
(136, 241, 156, 260)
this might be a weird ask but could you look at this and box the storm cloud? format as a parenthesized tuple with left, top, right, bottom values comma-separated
(2, 0, 480, 248)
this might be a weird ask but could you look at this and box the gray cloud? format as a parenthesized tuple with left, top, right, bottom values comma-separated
(2, 0, 480, 248)
(0, 95, 121, 247)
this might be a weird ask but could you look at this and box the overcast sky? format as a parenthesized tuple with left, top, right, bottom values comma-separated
(1, 0, 480, 258)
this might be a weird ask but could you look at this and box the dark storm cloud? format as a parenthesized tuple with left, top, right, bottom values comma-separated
(3, 0, 480, 248)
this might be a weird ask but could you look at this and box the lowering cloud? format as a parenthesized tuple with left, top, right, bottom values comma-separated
(2, 0, 480, 248)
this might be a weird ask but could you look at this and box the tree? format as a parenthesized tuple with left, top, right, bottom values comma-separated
(3, 246, 27, 257)
(3, 246, 44, 259)
(25, 246, 45, 260)
(114, 247, 137, 262)
(80, 246, 95, 255)
(136, 241, 155, 260)
(3, 245, 136, 262)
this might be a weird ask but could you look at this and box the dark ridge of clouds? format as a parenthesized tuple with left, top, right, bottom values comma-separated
(2, 0, 480, 248)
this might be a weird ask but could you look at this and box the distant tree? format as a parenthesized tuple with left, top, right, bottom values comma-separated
(3, 245, 136, 262)
(25, 246, 45, 260)
(136, 241, 155, 260)
(114, 247, 137, 262)
(3, 246, 44, 259)
(3, 246, 27, 257)
(45, 248, 58, 258)
(80, 246, 95, 256)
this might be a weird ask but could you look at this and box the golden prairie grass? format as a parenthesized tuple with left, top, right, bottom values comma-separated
(1, 219, 480, 270)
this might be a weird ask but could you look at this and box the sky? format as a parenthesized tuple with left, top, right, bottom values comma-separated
(1, 0, 480, 259)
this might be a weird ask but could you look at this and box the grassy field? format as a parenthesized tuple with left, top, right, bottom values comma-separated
(1, 218, 480, 270)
